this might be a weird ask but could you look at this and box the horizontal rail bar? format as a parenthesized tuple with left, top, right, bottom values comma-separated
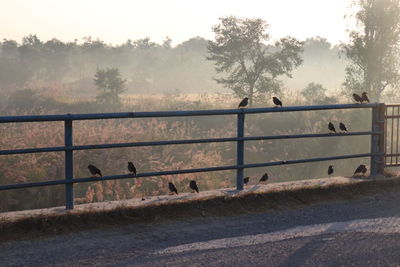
(385, 163, 400, 167)
(385, 105, 400, 107)
(0, 103, 380, 123)
(385, 115, 400, 119)
(385, 154, 400, 157)
(0, 152, 373, 190)
(0, 131, 375, 155)
(0, 146, 66, 155)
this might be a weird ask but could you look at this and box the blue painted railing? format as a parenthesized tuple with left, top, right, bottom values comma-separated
(0, 103, 386, 210)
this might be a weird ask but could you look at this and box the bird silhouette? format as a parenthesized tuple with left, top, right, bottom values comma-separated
(353, 93, 362, 103)
(339, 122, 348, 132)
(328, 122, 336, 133)
(354, 164, 367, 175)
(361, 165, 367, 174)
(259, 172, 269, 182)
(328, 165, 334, 177)
(238, 97, 248, 108)
(168, 182, 178, 195)
(243, 177, 250, 185)
(189, 180, 199, 193)
(361, 92, 370, 103)
(272, 97, 282, 107)
(88, 164, 102, 177)
(128, 161, 137, 176)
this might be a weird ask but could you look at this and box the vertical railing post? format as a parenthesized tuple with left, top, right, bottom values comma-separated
(64, 118, 74, 209)
(236, 112, 245, 190)
(370, 103, 385, 176)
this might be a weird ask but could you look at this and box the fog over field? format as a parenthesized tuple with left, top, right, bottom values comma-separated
(1, 0, 400, 211)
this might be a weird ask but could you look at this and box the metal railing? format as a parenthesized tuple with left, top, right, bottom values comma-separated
(385, 104, 400, 166)
(0, 103, 386, 210)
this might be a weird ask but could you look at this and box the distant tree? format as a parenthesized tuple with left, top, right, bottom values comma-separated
(301, 82, 336, 104)
(207, 16, 303, 106)
(18, 34, 43, 83)
(41, 38, 70, 80)
(301, 82, 327, 101)
(303, 37, 332, 60)
(178, 37, 208, 53)
(94, 68, 126, 106)
(162, 37, 172, 49)
(342, 0, 400, 101)
(133, 38, 157, 49)
(0, 39, 22, 86)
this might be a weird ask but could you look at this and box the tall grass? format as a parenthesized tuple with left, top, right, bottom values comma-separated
(0, 93, 374, 211)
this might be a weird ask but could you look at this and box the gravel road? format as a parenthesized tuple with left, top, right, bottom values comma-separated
(2, 191, 400, 266)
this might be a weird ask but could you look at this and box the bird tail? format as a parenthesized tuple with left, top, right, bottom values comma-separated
(196, 189, 199, 193)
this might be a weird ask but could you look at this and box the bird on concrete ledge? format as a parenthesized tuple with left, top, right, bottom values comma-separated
(259, 172, 269, 183)
(169, 182, 178, 195)
(189, 180, 199, 193)
(328, 165, 334, 177)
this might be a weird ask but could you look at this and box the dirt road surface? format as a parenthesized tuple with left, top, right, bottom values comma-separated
(2, 190, 400, 266)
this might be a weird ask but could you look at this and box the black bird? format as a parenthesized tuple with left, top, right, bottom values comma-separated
(353, 93, 362, 103)
(328, 165, 334, 177)
(361, 92, 370, 103)
(128, 161, 137, 176)
(243, 177, 250, 185)
(328, 122, 336, 133)
(339, 122, 348, 132)
(259, 172, 269, 182)
(354, 164, 367, 175)
(88, 164, 102, 177)
(361, 165, 368, 174)
(272, 97, 282, 107)
(189, 180, 199, 193)
(238, 97, 249, 108)
(168, 182, 178, 195)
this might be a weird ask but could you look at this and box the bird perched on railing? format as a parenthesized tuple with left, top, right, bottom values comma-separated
(244, 177, 250, 185)
(361, 92, 370, 103)
(189, 180, 199, 193)
(272, 97, 282, 107)
(328, 122, 336, 133)
(353, 93, 362, 103)
(354, 164, 367, 176)
(128, 161, 137, 176)
(169, 182, 178, 195)
(328, 165, 334, 177)
(259, 172, 269, 183)
(238, 97, 248, 108)
(88, 164, 102, 177)
(339, 122, 348, 132)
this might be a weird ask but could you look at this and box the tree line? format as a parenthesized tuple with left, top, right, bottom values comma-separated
(1, 0, 399, 107)
(208, 0, 400, 105)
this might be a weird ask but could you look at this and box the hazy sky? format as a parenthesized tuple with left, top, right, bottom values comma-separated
(0, 0, 354, 46)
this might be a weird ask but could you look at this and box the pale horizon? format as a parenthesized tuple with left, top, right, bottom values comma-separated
(0, 0, 355, 46)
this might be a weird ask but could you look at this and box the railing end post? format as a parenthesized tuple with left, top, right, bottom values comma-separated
(370, 103, 385, 177)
